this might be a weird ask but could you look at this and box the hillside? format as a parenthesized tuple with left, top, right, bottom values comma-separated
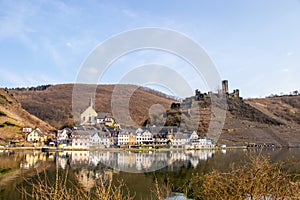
(8, 85, 300, 147)
(0, 88, 54, 146)
(164, 94, 300, 147)
(245, 95, 300, 127)
(9, 84, 176, 129)
(219, 95, 300, 146)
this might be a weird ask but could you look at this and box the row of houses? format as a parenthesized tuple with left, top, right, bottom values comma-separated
(72, 129, 111, 149)
(69, 127, 214, 149)
(22, 126, 213, 149)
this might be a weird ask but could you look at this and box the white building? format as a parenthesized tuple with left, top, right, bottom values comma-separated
(172, 133, 190, 147)
(136, 130, 153, 145)
(26, 128, 47, 142)
(80, 99, 97, 126)
(189, 131, 198, 141)
(22, 127, 32, 133)
(117, 132, 129, 146)
(90, 132, 111, 148)
(72, 131, 91, 149)
(190, 138, 214, 148)
(172, 131, 215, 149)
(57, 128, 72, 142)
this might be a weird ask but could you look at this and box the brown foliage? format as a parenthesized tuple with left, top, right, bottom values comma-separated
(190, 154, 300, 199)
(10, 84, 175, 129)
(19, 168, 134, 200)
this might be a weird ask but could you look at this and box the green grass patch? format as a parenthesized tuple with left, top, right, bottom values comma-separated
(0, 94, 12, 104)
(0, 168, 12, 174)
(4, 121, 16, 126)
(0, 111, 6, 116)
(0, 121, 16, 127)
(0, 94, 8, 101)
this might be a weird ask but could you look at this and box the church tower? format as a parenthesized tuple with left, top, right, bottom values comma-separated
(80, 97, 97, 125)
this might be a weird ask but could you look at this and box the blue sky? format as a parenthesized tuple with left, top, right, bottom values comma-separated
(0, 0, 300, 98)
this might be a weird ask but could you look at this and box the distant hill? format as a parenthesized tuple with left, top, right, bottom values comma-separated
(0, 88, 54, 146)
(9, 85, 300, 147)
(9, 84, 177, 129)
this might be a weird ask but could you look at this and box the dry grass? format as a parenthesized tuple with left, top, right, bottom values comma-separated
(19, 167, 134, 200)
(188, 154, 300, 200)
(246, 96, 300, 126)
(152, 176, 172, 200)
(0, 88, 54, 144)
(18, 154, 300, 199)
(10, 84, 175, 129)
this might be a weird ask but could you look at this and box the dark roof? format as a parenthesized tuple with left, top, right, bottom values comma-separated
(148, 126, 180, 134)
(72, 130, 92, 138)
(173, 132, 190, 140)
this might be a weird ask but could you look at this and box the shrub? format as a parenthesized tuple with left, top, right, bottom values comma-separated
(20, 168, 134, 200)
(0, 111, 6, 116)
(3, 121, 16, 126)
(190, 154, 300, 199)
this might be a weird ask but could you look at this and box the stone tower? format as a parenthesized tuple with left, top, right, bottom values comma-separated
(222, 80, 229, 94)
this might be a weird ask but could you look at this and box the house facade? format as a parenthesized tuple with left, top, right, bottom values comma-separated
(26, 128, 47, 142)
(72, 131, 91, 148)
(117, 130, 139, 146)
(190, 138, 214, 148)
(90, 132, 111, 148)
(117, 132, 129, 146)
(189, 131, 199, 141)
(57, 128, 72, 143)
(136, 130, 153, 145)
(172, 133, 190, 147)
(22, 127, 32, 133)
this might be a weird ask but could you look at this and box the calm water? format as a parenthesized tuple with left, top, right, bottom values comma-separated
(1, 148, 300, 199)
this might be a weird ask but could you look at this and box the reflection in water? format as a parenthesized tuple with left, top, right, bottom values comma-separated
(69, 150, 216, 194)
(1, 148, 300, 199)
(19, 151, 52, 169)
(70, 150, 216, 172)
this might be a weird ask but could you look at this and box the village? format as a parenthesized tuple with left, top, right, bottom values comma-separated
(18, 80, 243, 150)
(22, 98, 215, 149)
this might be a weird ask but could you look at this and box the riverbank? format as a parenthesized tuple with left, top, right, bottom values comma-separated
(0, 145, 294, 152)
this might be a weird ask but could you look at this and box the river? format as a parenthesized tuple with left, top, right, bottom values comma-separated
(1, 148, 300, 199)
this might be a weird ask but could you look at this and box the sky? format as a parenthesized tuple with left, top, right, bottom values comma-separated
(0, 0, 300, 98)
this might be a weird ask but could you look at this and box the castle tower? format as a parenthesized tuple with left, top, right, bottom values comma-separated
(233, 89, 240, 98)
(222, 80, 229, 94)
